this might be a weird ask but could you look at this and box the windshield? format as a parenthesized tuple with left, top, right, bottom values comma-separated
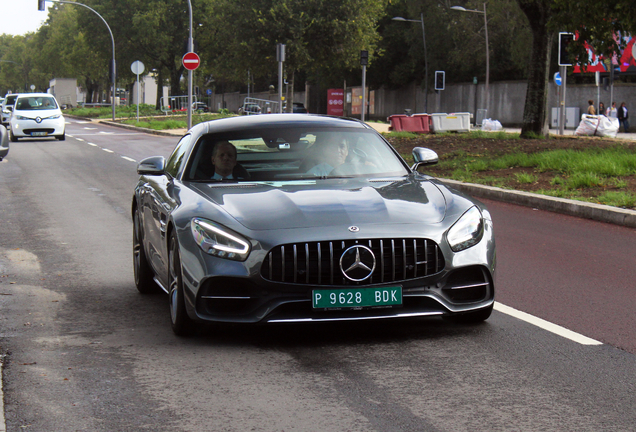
(15, 96, 58, 111)
(184, 127, 409, 182)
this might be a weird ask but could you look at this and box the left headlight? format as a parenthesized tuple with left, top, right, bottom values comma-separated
(15, 115, 29, 120)
(191, 218, 251, 261)
(48, 114, 62, 119)
(447, 206, 484, 252)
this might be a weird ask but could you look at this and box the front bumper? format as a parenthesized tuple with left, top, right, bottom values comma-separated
(11, 117, 65, 138)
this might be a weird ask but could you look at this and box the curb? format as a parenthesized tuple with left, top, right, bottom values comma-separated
(98, 120, 185, 137)
(443, 179, 636, 228)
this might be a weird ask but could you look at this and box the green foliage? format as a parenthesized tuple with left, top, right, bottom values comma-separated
(596, 191, 636, 208)
(515, 172, 538, 184)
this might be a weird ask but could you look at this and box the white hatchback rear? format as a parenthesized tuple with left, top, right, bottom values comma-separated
(9, 93, 65, 141)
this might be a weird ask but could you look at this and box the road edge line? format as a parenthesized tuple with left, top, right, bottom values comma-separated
(494, 302, 603, 346)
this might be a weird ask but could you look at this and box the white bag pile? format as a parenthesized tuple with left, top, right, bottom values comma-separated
(575, 115, 619, 138)
(481, 118, 503, 131)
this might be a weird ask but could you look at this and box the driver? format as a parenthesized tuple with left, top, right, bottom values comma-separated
(211, 141, 238, 180)
(306, 135, 349, 176)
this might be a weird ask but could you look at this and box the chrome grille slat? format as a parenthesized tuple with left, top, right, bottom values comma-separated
(262, 238, 444, 286)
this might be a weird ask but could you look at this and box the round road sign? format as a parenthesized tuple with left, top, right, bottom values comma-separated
(182, 52, 200, 71)
(554, 72, 562, 86)
(131, 60, 145, 75)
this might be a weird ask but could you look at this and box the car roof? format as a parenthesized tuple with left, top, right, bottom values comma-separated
(196, 114, 368, 136)
(16, 93, 57, 99)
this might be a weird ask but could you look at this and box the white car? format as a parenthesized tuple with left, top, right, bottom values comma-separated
(1, 93, 20, 126)
(9, 93, 65, 141)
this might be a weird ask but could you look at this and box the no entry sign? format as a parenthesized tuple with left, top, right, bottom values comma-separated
(182, 52, 200, 71)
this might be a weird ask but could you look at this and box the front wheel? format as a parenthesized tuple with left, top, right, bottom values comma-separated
(169, 231, 196, 336)
(56, 132, 65, 141)
(9, 129, 18, 142)
(133, 207, 160, 294)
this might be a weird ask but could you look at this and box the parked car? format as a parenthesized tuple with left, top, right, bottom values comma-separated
(238, 102, 262, 115)
(8, 93, 65, 141)
(1, 94, 20, 126)
(0, 125, 9, 161)
(192, 102, 209, 112)
(132, 114, 496, 335)
(292, 102, 308, 113)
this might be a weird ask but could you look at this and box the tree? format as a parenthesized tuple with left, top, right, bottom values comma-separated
(201, 0, 386, 89)
(35, 5, 108, 103)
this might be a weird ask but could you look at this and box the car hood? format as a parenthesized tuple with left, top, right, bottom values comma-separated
(13, 109, 62, 118)
(188, 178, 448, 230)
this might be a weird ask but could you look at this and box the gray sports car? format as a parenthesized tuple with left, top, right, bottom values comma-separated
(132, 114, 496, 335)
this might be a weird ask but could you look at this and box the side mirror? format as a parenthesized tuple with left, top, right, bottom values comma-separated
(137, 156, 166, 175)
(411, 147, 438, 171)
(6, 106, 13, 112)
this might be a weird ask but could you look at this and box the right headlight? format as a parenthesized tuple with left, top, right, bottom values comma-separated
(190, 218, 251, 261)
(447, 206, 484, 252)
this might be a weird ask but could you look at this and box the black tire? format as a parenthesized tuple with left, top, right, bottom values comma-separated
(168, 231, 196, 336)
(56, 132, 65, 141)
(444, 304, 493, 324)
(9, 129, 18, 142)
(133, 207, 160, 294)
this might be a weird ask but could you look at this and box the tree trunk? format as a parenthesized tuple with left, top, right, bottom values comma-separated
(517, 0, 553, 138)
(155, 69, 164, 110)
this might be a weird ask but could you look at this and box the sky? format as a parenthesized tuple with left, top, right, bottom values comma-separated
(0, 0, 52, 36)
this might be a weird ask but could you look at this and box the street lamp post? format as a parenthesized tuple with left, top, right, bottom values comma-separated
(41, 1, 116, 121)
(451, 3, 489, 115)
(392, 14, 429, 113)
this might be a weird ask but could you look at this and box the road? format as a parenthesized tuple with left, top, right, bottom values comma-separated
(0, 119, 635, 431)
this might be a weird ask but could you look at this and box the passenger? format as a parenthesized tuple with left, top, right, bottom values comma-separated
(306, 135, 349, 176)
(211, 141, 238, 180)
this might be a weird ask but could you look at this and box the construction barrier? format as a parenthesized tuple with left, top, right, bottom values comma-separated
(387, 114, 432, 133)
(430, 113, 471, 133)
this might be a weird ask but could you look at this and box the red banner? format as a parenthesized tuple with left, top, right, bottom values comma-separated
(327, 89, 344, 116)
(573, 33, 636, 73)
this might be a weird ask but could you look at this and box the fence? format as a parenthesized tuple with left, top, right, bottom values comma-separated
(160, 95, 198, 114)
(239, 97, 280, 115)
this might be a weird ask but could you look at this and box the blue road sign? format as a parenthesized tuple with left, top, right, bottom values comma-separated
(554, 72, 562, 86)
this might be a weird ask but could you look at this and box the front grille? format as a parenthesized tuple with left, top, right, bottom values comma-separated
(23, 129, 55, 134)
(261, 238, 445, 286)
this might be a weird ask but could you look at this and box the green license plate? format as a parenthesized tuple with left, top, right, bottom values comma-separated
(312, 287, 402, 309)
(31, 132, 48, 137)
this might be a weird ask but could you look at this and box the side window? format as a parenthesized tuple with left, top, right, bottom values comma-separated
(165, 134, 192, 178)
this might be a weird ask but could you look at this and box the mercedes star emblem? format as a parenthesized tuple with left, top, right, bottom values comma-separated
(340, 245, 376, 282)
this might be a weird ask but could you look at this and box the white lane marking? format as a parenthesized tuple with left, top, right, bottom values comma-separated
(87, 143, 97, 147)
(83, 127, 97, 130)
(102, 148, 114, 153)
(76, 138, 85, 142)
(495, 302, 602, 346)
(121, 156, 136, 163)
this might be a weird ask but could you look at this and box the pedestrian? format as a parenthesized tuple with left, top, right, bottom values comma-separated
(587, 100, 596, 115)
(598, 102, 605, 116)
(618, 102, 629, 132)
(606, 101, 618, 118)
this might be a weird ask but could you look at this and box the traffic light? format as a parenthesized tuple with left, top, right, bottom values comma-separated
(558, 32, 574, 66)
(360, 50, 368, 66)
(435, 71, 445, 91)
(38, 0, 46, 11)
